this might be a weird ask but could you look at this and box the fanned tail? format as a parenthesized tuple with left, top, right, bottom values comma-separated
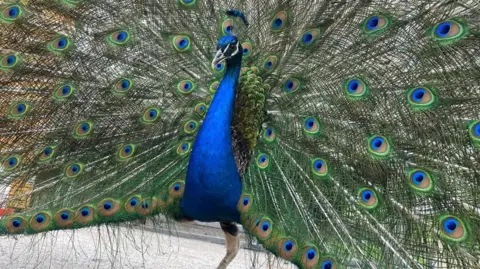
(234, 1, 480, 268)
(1, 1, 480, 269)
(0, 0, 225, 234)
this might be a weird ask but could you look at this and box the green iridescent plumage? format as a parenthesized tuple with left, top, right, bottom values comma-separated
(0, 4, 23, 23)
(176, 79, 196, 95)
(232, 67, 266, 162)
(0, 53, 20, 70)
(107, 30, 131, 46)
(171, 34, 192, 52)
(140, 107, 160, 124)
(53, 84, 76, 100)
(8, 103, 29, 119)
(112, 78, 133, 95)
(38, 146, 56, 163)
(47, 36, 72, 54)
(1, 1, 480, 269)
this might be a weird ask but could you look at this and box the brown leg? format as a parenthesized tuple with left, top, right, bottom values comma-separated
(216, 222, 240, 269)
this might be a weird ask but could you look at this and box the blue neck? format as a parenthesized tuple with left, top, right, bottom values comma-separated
(180, 60, 243, 223)
(202, 64, 241, 135)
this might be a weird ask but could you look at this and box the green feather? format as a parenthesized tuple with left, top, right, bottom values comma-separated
(1, 1, 480, 269)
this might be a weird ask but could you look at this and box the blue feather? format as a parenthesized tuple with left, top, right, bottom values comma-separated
(226, 9, 249, 26)
(180, 36, 243, 223)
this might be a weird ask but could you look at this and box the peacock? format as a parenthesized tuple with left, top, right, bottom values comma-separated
(1, 0, 479, 268)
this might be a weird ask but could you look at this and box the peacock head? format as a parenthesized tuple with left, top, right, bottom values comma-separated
(213, 35, 243, 67)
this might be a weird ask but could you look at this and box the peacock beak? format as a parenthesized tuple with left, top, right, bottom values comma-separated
(212, 49, 227, 66)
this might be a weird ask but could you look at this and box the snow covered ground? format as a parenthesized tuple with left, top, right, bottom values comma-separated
(0, 223, 294, 269)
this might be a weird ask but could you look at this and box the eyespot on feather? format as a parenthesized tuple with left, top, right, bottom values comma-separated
(301, 245, 319, 269)
(468, 120, 480, 146)
(320, 257, 337, 269)
(73, 121, 93, 138)
(311, 158, 328, 177)
(61, 0, 83, 5)
(432, 20, 467, 43)
(125, 195, 141, 213)
(243, 216, 261, 234)
(1, 5, 23, 23)
(408, 169, 434, 192)
(1, 53, 19, 70)
(176, 142, 191, 155)
(213, 61, 225, 73)
(137, 198, 157, 216)
(172, 35, 191, 52)
(55, 209, 75, 227)
(255, 217, 273, 240)
(75, 206, 95, 224)
(271, 10, 289, 32)
(118, 144, 136, 160)
(98, 199, 120, 217)
(112, 78, 133, 95)
(221, 18, 234, 36)
(209, 81, 219, 94)
(53, 84, 75, 100)
(141, 107, 160, 124)
(303, 117, 320, 135)
(283, 77, 301, 93)
(363, 15, 390, 33)
(107, 30, 131, 45)
(344, 78, 368, 99)
(263, 127, 276, 142)
(29, 212, 51, 232)
(169, 181, 185, 198)
(157, 192, 169, 209)
(48, 36, 72, 54)
(299, 28, 321, 46)
(358, 188, 378, 209)
(439, 215, 467, 242)
(177, 79, 196, 95)
(194, 102, 207, 115)
(407, 87, 436, 110)
(237, 193, 253, 213)
(277, 238, 297, 260)
(263, 56, 278, 72)
(65, 162, 84, 177)
(38, 146, 56, 162)
(241, 41, 253, 57)
(8, 103, 28, 118)
(367, 135, 391, 158)
(3, 156, 20, 171)
(206, 94, 213, 104)
(5, 216, 27, 233)
(256, 153, 270, 169)
(183, 120, 199, 134)
(176, 0, 197, 8)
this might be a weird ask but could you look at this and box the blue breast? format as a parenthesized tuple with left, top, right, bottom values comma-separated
(180, 66, 242, 223)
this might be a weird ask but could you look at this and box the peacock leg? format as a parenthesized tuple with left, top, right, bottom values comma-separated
(216, 222, 240, 269)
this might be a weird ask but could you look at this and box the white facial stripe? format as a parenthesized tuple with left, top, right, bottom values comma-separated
(230, 42, 240, 57)
(215, 49, 223, 59)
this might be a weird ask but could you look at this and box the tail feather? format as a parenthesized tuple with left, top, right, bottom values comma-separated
(1, 1, 480, 269)
(237, 1, 480, 268)
(0, 0, 211, 233)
